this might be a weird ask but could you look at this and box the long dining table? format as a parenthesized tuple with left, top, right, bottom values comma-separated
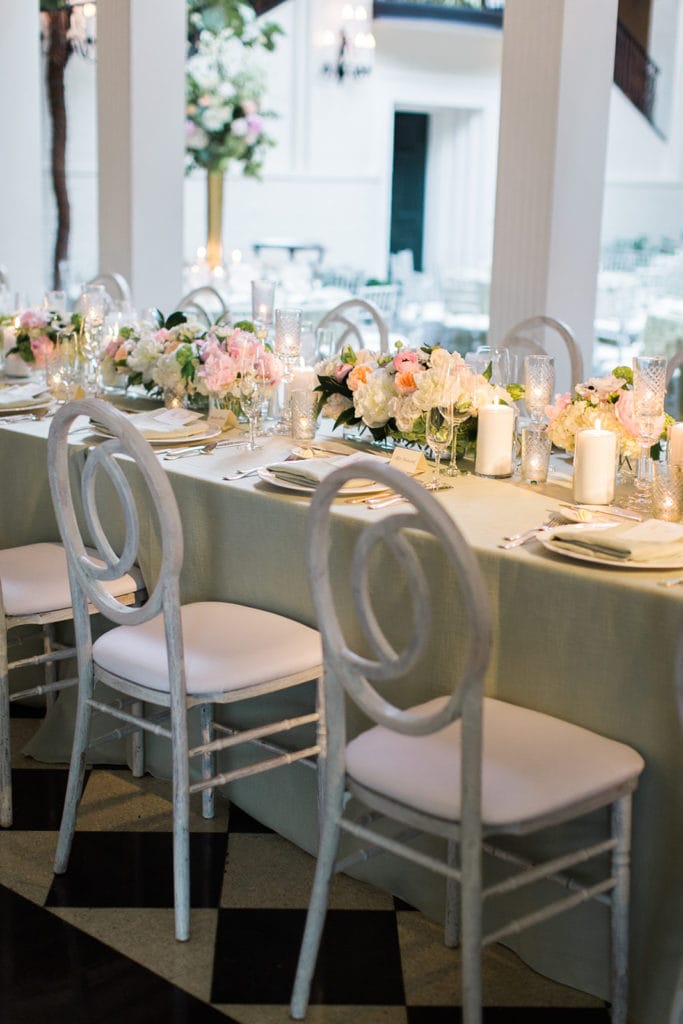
(1, 406, 681, 1024)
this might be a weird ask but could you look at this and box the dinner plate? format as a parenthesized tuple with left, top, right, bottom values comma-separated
(0, 397, 52, 415)
(91, 412, 223, 445)
(257, 468, 387, 496)
(540, 524, 683, 569)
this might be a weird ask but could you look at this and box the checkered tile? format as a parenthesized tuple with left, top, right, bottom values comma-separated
(1, 713, 610, 1024)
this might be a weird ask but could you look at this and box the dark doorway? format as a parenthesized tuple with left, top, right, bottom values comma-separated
(389, 112, 428, 273)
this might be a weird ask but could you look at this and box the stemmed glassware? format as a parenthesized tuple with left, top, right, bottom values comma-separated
(629, 354, 668, 508)
(274, 307, 302, 434)
(524, 354, 554, 423)
(445, 408, 472, 477)
(251, 280, 275, 341)
(45, 328, 83, 403)
(238, 359, 267, 451)
(425, 405, 454, 491)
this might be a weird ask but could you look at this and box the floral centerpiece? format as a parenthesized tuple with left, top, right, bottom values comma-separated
(314, 344, 521, 449)
(102, 310, 283, 414)
(4, 307, 83, 369)
(545, 366, 671, 459)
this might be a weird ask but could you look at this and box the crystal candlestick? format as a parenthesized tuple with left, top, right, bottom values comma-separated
(274, 307, 303, 434)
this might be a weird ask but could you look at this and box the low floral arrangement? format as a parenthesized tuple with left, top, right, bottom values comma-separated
(545, 366, 671, 459)
(4, 307, 83, 367)
(314, 344, 522, 447)
(102, 311, 283, 409)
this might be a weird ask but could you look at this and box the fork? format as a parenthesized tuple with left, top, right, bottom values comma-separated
(223, 466, 261, 481)
(499, 513, 565, 549)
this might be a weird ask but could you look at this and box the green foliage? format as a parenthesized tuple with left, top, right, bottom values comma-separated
(613, 365, 633, 386)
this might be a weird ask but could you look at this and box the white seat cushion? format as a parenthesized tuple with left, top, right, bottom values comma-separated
(92, 601, 322, 696)
(346, 696, 644, 828)
(0, 542, 143, 617)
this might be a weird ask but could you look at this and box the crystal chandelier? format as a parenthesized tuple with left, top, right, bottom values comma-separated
(320, 4, 376, 81)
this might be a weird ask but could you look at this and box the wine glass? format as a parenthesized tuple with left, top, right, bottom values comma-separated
(445, 407, 472, 477)
(239, 360, 267, 451)
(45, 328, 83, 403)
(524, 354, 554, 424)
(425, 405, 454, 491)
(629, 354, 667, 508)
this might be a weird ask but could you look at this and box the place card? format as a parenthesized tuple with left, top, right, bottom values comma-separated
(152, 408, 202, 427)
(0, 382, 48, 403)
(390, 447, 428, 476)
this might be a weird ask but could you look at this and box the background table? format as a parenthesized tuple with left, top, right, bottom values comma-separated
(1, 416, 681, 1024)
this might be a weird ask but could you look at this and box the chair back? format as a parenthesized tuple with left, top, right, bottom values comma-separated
(87, 272, 133, 305)
(358, 283, 401, 324)
(47, 398, 183, 632)
(499, 315, 583, 390)
(318, 298, 390, 354)
(307, 460, 491, 737)
(176, 286, 229, 327)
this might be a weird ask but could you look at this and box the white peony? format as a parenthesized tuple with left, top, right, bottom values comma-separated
(353, 373, 395, 428)
(152, 352, 184, 393)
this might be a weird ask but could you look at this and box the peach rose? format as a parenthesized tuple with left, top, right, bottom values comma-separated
(395, 368, 418, 395)
(348, 364, 374, 391)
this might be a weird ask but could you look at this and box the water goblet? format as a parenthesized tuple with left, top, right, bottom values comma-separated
(629, 354, 668, 509)
(524, 354, 554, 424)
(426, 405, 454, 491)
(445, 408, 472, 477)
(239, 361, 268, 451)
(46, 328, 83, 402)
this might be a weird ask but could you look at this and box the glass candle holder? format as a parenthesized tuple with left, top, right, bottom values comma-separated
(274, 307, 303, 434)
(251, 279, 275, 338)
(653, 463, 683, 522)
(524, 354, 554, 423)
(521, 425, 552, 484)
(290, 389, 318, 441)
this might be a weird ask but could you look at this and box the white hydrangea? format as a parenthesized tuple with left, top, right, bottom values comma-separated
(152, 352, 184, 393)
(126, 335, 164, 383)
(353, 373, 395, 428)
(202, 105, 232, 132)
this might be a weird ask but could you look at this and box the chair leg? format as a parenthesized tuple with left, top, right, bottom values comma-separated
(0, 623, 11, 828)
(200, 703, 214, 820)
(54, 679, 94, 873)
(445, 837, 460, 948)
(290, 773, 345, 1020)
(131, 700, 144, 778)
(460, 829, 482, 1024)
(610, 794, 632, 1024)
(171, 703, 191, 942)
(42, 624, 57, 712)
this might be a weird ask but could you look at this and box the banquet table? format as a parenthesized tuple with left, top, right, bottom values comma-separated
(1, 410, 681, 1024)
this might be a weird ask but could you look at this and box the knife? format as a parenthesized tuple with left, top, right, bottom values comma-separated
(559, 503, 643, 523)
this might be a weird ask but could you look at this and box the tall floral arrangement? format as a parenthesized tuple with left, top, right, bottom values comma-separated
(185, 1, 281, 178)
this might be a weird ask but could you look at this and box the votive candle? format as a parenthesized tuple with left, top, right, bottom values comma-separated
(573, 424, 617, 504)
(475, 401, 514, 478)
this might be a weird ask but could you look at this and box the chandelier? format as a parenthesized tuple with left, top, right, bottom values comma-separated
(40, 1, 97, 60)
(320, 4, 376, 81)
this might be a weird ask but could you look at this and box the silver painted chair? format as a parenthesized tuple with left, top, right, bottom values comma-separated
(499, 314, 583, 390)
(290, 460, 644, 1024)
(176, 286, 229, 327)
(317, 298, 390, 355)
(47, 398, 323, 941)
(86, 272, 133, 305)
(0, 545, 143, 828)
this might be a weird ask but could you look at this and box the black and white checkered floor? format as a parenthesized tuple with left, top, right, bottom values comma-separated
(2, 708, 610, 1023)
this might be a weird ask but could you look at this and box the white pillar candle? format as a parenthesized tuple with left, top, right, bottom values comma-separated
(475, 402, 514, 477)
(669, 422, 683, 465)
(573, 425, 617, 504)
(292, 365, 316, 391)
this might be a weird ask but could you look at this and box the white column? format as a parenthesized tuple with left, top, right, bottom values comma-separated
(489, 0, 618, 380)
(97, 0, 185, 312)
(0, 3, 43, 302)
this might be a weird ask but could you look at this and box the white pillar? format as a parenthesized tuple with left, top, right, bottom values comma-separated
(489, 0, 618, 382)
(0, 3, 43, 302)
(97, 0, 185, 312)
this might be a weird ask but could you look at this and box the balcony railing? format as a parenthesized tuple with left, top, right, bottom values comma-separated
(373, 0, 504, 27)
(613, 20, 662, 135)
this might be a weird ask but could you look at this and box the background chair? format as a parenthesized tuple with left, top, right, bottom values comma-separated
(0, 543, 143, 828)
(47, 398, 323, 941)
(317, 298, 390, 354)
(499, 314, 583, 391)
(358, 283, 402, 328)
(175, 286, 229, 326)
(86, 272, 133, 306)
(290, 460, 644, 1024)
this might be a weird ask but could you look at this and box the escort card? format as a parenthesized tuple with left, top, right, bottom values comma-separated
(389, 446, 428, 476)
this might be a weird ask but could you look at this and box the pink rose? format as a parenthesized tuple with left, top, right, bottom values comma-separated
(393, 350, 419, 373)
(334, 363, 353, 383)
(30, 335, 54, 367)
(545, 392, 572, 423)
(154, 328, 173, 346)
(20, 310, 49, 330)
(199, 349, 238, 394)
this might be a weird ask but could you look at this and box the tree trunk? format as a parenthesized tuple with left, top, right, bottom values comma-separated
(45, 10, 71, 290)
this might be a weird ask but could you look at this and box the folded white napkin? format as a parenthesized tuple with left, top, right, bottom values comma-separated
(551, 519, 683, 562)
(266, 451, 382, 488)
(0, 383, 49, 405)
(95, 409, 205, 439)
